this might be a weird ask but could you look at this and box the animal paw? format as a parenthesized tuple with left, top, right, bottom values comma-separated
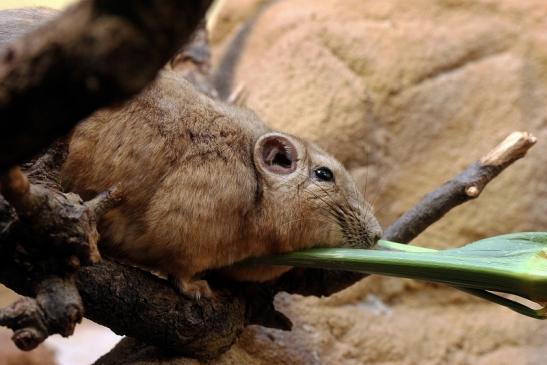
(169, 276, 213, 300)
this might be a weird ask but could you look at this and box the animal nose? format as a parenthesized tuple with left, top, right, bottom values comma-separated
(370, 227, 383, 246)
(373, 229, 383, 243)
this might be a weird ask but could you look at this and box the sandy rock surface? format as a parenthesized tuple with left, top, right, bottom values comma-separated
(210, 0, 547, 364)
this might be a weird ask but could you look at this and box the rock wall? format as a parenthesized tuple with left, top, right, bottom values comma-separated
(206, 0, 547, 364)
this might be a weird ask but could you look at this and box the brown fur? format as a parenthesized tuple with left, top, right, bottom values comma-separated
(61, 71, 382, 298)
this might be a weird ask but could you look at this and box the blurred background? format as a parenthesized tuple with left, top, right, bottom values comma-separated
(1, 0, 547, 364)
(1, 0, 74, 8)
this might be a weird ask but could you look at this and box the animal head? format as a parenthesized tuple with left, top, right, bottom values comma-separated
(253, 132, 382, 252)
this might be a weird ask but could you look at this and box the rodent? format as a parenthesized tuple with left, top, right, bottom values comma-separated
(60, 71, 383, 299)
(0, 7, 382, 299)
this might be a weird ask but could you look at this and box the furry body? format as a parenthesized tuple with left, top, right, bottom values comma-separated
(61, 72, 382, 297)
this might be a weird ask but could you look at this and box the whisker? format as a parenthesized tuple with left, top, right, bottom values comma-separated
(277, 216, 337, 228)
(363, 147, 370, 200)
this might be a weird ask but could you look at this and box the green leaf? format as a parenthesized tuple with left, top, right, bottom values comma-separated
(249, 232, 547, 319)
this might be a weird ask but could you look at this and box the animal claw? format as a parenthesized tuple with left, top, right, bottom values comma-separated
(168, 276, 213, 300)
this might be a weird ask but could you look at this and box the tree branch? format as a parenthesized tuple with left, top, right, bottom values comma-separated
(0, 0, 213, 171)
(78, 261, 248, 360)
(1, 165, 106, 266)
(384, 131, 537, 243)
(0, 244, 289, 359)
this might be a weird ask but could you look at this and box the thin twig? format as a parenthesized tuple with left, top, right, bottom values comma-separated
(384, 131, 536, 244)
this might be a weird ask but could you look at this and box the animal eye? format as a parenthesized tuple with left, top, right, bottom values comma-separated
(314, 167, 334, 182)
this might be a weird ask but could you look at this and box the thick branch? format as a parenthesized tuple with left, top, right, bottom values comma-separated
(1, 166, 104, 266)
(78, 261, 247, 359)
(0, 247, 287, 359)
(0, 0, 212, 171)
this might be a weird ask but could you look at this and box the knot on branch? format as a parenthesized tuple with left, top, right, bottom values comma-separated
(0, 297, 47, 351)
(1, 166, 121, 269)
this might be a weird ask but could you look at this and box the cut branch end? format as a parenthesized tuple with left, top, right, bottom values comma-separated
(480, 131, 537, 166)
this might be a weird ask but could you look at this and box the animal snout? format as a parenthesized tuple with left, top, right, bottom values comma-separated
(370, 226, 383, 246)
(363, 218, 383, 248)
(344, 219, 383, 249)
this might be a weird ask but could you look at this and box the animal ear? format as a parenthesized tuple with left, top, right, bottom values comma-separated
(255, 133, 298, 175)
